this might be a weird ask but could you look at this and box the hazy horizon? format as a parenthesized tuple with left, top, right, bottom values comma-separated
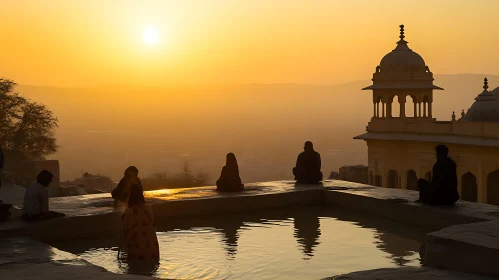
(8, 73, 498, 183)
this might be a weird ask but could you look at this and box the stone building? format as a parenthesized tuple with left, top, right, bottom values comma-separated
(355, 25, 499, 205)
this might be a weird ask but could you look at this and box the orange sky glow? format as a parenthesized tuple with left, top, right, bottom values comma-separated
(1, 0, 499, 87)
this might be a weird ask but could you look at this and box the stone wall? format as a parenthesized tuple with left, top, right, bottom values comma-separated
(338, 165, 368, 184)
(365, 139, 499, 205)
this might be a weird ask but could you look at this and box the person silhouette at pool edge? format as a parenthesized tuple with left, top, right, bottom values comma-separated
(417, 144, 459, 205)
(216, 153, 244, 192)
(22, 170, 65, 221)
(293, 141, 323, 184)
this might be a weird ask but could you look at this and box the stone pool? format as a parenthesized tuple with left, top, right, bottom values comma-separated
(50, 206, 428, 280)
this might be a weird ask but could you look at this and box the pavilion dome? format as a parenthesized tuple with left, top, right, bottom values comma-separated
(378, 25, 427, 73)
(463, 78, 499, 122)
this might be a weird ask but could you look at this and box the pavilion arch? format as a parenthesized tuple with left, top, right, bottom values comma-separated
(407, 95, 416, 118)
(487, 170, 499, 205)
(406, 170, 418, 191)
(387, 170, 399, 189)
(391, 95, 400, 117)
(422, 95, 431, 118)
(461, 172, 477, 202)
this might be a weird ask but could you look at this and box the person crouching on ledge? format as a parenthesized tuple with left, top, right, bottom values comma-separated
(216, 153, 244, 192)
(293, 141, 323, 184)
(417, 144, 459, 205)
(22, 170, 65, 221)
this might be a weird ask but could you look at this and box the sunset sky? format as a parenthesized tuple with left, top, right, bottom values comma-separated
(1, 0, 499, 87)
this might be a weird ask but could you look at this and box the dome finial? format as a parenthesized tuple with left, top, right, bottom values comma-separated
(484, 77, 489, 90)
(396, 24, 408, 45)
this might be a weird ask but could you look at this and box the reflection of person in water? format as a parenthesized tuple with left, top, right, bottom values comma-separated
(293, 211, 321, 259)
(220, 222, 241, 258)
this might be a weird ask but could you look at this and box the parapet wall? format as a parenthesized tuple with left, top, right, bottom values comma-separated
(366, 118, 499, 139)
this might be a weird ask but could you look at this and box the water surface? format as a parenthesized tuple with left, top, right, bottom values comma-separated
(51, 206, 428, 279)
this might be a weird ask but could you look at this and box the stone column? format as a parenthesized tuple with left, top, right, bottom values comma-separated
(413, 102, 417, 117)
(418, 102, 422, 118)
(387, 102, 392, 118)
(423, 102, 427, 117)
(400, 98, 406, 118)
(373, 103, 376, 118)
(428, 102, 432, 118)
(478, 164, 485, 203)
(382, 102, 385, 118)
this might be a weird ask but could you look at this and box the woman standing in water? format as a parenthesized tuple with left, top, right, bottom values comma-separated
(121, 183, 160, 261)
(216, 153, 244, 192)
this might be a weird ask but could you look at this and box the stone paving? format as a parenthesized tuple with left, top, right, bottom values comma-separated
(0, 237, 156, 280)
(327, 267, 495, 280)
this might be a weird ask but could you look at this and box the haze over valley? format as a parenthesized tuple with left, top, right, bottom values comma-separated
(16, 74, 499, 183)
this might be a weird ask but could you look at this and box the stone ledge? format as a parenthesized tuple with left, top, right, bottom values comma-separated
(421, 220, 499, 277)
(0, 237, 156, 280)
(326, 267, 495, 280)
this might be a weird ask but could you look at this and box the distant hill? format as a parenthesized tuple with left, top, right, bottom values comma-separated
(12, 73, 499, 181)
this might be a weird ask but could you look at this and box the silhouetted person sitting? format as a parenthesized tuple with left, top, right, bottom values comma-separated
(417, 145, 459, 205)
(216, 153, 244, 192)
(293, 141, 323, 184)
(112, 166, 142, 204)
(22, 170, 65, 221)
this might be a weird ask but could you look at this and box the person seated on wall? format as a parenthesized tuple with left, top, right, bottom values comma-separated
(293, 141, 323, 184)
(112, 166, 142, 205)
(121, 183, 160, 262)
(216, 153, 244, 192)
(417, 145, 459, 205)
(22, 170, 65, 221)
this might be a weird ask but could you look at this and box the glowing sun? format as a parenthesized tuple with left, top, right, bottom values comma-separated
(143, 27, 159, 45)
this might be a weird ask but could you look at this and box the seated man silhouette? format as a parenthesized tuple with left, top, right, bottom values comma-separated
(417, 145, 459, 205)
(293, 141, 323, 184)
(23, 170, 65, 221)
(216, 153, 244, 192)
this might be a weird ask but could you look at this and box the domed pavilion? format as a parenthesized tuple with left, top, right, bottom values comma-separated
(355, 25, 499, 205)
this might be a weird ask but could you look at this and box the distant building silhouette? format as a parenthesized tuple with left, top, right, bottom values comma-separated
(355, 25, 499, 205)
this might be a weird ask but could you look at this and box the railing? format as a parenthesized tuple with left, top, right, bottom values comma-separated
(366, 118, 499, 139)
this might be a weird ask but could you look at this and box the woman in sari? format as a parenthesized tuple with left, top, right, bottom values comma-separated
(122, 183, 160, 261)
(216, 153, 244, 192)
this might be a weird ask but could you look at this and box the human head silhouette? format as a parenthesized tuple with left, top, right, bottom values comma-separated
(435, 144, 449, 160)
(124, 166, 139, 178)
(37, 170, 53, 187)
(304, 141, 314, 152)
(226, 153, 238, 168)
